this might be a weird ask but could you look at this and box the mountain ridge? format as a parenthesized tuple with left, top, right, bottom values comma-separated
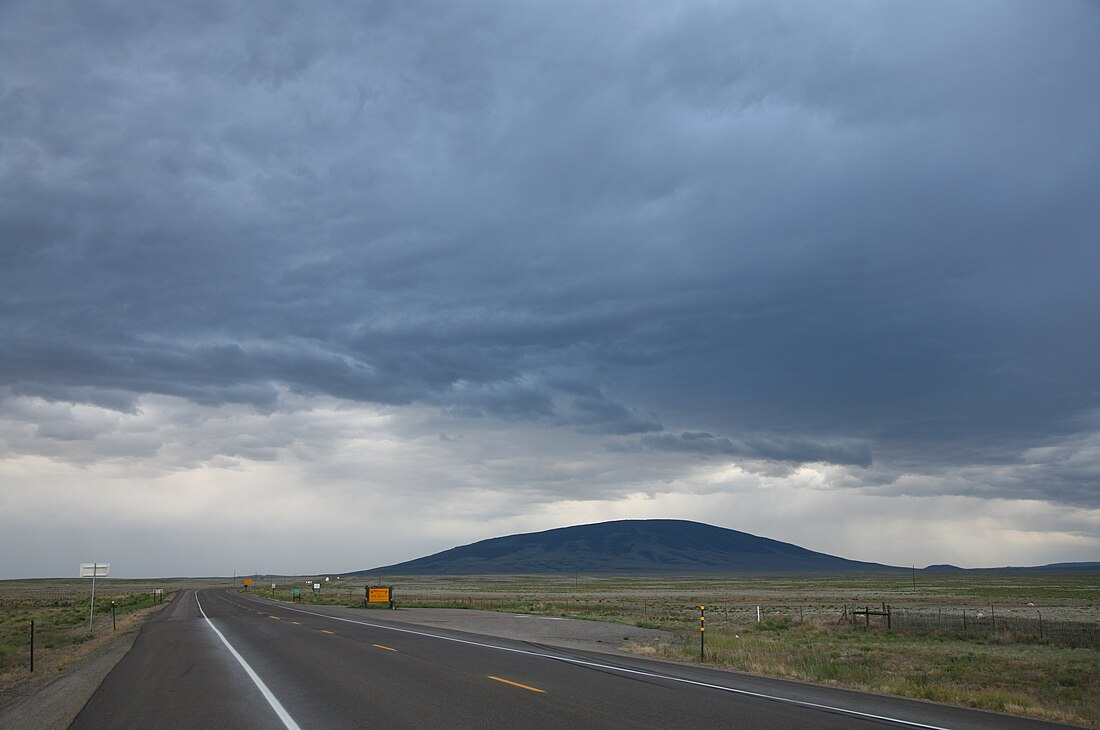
(353, 519, 905, 575)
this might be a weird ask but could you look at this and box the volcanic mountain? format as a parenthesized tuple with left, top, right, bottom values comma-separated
(356, 519, 903, 575)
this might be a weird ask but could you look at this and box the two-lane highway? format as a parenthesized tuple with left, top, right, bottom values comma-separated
(71, 589, 1072, 729)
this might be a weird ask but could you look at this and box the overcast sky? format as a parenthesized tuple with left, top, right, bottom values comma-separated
(2, 1, 1098, 579)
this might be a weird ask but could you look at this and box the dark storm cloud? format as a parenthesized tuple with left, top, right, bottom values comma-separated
(1, 2, 1098, 501)
(637, 431, 872, 468)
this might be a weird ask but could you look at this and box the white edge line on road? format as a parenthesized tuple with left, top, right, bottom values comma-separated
(196, 592, 302, 730)
(243, 593, 954, 730)
(511, 614, 566, 620)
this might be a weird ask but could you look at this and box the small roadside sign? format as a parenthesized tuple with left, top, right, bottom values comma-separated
(243, 578, 253, 586)
(80, 563, 109, 578)
(368, 586, 391, 603)
(79, 562, 109, 631)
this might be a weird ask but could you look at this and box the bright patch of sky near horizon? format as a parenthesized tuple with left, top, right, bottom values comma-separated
(1, 1, 1098, 577)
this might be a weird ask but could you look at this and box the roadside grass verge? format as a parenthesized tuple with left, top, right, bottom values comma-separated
(252, 585, 366, 609)
(647, 618, 1099, 727)
(0, 587, 175, 695)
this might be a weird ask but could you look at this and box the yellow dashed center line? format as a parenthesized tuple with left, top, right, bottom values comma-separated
(269, 616, 280, 620)
(291, 621, 301, 625)
(372, 644, 398, 652)
(321, 629, 335, 634)
(488, 676, 546, 694)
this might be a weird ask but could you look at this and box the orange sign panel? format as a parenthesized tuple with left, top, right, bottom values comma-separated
(368, 587, 391, 603)
(242, 578, 253, 586)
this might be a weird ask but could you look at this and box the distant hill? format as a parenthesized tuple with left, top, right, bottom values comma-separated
(960, 562, 1100, 572)
(922, 562, 1100, 572)
(354, 519, 905, 575)
(1027, 562, 1100, 570)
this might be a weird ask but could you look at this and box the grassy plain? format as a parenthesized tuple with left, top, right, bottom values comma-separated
(279, 571, 1100, 727)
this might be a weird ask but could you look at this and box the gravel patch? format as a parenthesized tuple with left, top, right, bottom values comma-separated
(358, 607, 672, 655)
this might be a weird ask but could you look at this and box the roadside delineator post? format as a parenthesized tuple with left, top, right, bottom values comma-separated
(29, 620, 34, 672)
(699, 605, 705, 661)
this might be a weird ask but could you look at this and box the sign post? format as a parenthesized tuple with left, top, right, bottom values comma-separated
(80, 563, 109, 631)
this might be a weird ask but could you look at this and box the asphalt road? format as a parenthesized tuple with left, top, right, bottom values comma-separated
(71, 588, 1072, 729)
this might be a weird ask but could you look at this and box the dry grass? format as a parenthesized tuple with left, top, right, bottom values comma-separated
(0, 601, 159, 696)
(654, 618, 1098, 727)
